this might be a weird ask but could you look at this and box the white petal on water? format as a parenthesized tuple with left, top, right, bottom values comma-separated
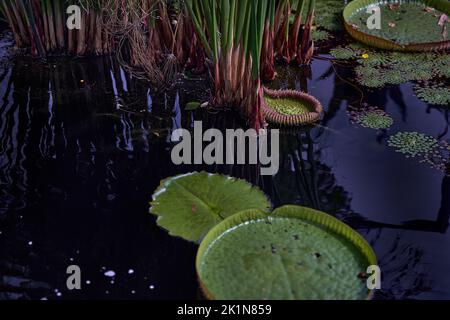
(104, 270, 116, 277)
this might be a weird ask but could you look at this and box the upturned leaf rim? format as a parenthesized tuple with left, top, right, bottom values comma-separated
(343, 0, 450, 51)
(196, 205, 378, 300)
(262, 87, 324, 126)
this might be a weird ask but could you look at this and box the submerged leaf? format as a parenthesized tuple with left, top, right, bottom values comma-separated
(150, 172, 272, 242)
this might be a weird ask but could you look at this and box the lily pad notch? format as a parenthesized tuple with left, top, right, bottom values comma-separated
(344, 0, 450, 51)
(149, 172, 272, 243)
(263, 87, 324, 126)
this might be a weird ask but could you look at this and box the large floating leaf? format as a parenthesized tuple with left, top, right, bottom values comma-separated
(197, 206, 377, 300)
(344, 0, 450, 51)
(150, 172, 272, 242)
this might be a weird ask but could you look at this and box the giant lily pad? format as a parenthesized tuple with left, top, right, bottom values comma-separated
(150, 172, 272, 242)
(197, 206, 377, 300)
(344, 0, 450, 51)
(263, 88, 323, 126)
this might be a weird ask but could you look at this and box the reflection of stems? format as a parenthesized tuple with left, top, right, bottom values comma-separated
(306, 131, 321, 210)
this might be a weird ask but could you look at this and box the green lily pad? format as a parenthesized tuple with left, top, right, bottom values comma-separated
(150, 172, 272, 242)
(344, 0, 450, 51)
(197, 206, 377, 300)
(185, 101, 201, 111)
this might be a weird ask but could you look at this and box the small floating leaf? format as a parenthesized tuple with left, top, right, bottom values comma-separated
(197, 206, 377, 300)
(150, 172, 272, 242)
(185, 101, 201, 111)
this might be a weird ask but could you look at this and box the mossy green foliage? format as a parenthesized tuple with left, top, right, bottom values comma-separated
(348, 106, 394, 130)
(311, 0, 347, 41)
(388, 132, 438, 158)
(330, 43, 450, 105)
(414, 84, 450, 106)
(348, 2, 448, 45)
(265, 96, 312, 115)
(388, 132, 450, 173)
(315, 0, 347, 32)
(312, 29, 332, 41)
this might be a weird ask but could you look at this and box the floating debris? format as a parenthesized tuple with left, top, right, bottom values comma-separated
(104, 270, 116, 278)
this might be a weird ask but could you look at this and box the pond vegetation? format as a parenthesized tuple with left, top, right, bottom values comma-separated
(0, 0, 449, 301)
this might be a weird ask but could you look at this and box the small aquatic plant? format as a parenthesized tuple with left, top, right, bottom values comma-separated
(312, 29, 331, 42)
(330, 43, 450, 104)
(414, 84, 450, 106)
(314, 0, 346, 33)
(388, 132, 450, 174)
(348, 106, 394, 130)
(331, 45, 450, 88)
(388, 132, 438, 158)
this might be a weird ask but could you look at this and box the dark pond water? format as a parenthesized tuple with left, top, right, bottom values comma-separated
(1, 27, 449, 300)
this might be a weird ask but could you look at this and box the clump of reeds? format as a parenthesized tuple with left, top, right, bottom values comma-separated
(261, 0, 316, 80)
(102, 0, 205, 86)
(0, 0, 113, 56)
(187, 0, 273, 130)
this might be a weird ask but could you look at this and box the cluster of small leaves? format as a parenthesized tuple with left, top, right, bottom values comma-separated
(330, 44, 450, 105)
(388, 132, 450, 175)
(312, 29, 332, 42)
(348, 105, 394, 130)
(388, 132, 439, 160)
(330, 43, 366, 60)
(357, 52, 450, 88)
(315, 0, 346, 32)
(414, 83, 450, 106)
